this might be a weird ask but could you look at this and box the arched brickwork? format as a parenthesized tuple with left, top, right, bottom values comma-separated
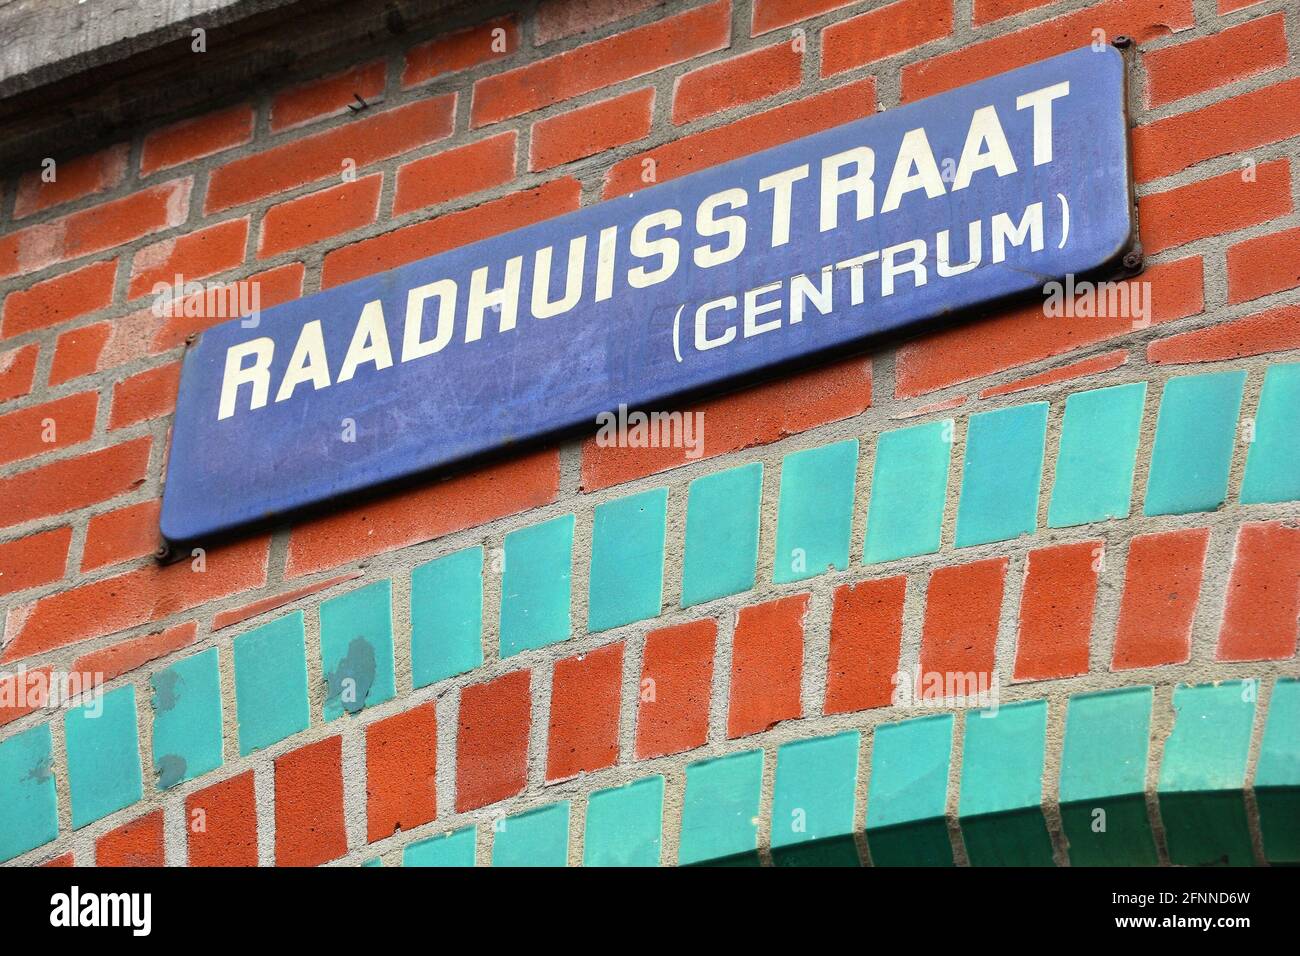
(1, 0, 1298, 869)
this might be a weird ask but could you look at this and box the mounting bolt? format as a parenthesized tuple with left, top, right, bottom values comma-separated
(185, 332, 198, 346)
(1123, 250, 1143, 270)
(1112, 35, 1133, 49)
(154, 543, 171, 562)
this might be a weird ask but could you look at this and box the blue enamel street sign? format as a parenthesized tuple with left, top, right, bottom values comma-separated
(161, 44, 1134, 545)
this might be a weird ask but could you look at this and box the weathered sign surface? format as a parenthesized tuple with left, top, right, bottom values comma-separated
(161, 44, 1133, 545)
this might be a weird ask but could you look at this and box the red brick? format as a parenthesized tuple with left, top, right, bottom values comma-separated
(0, 436, 152, 530)
(43, 853, 74, 867)
(1, 535, 267, 662)
(322, 178, 581, 287)
(636, 619, 716, 759)
(96, 810, 165, 866)
(393, 133, 517, 216)
(917, 558, 1006, 700)
(81, 499, 162, 571)
(403, 15, 520, 87)
(141, 105, 254, 176)
(1216, 521, 1300, 662)
(903, 0, 1195, 103)
(0, 179, 191, 280)
(1149, 306, 1300, 365)
(895, 257, 1204, 398)
(205, 97, 454, 213)
(109, 362, 182, 430)
(275, 736, 347, 867)
(674, 41, 802, 125)
(366, 701, 438, 842)
(152, 261, 305, 353)
(471, 1, 729, 128)
(1145, 13, 1288, 108)
(546, 642, 623, 781)
(973, 0, 1055, 25)
(0, 344, 39, 402)
(258, 174, 382, 258)
(0, 391, 97, 467)
(187, 771, 258, 867)
(751, 0, 855, 34)
(1226, 226, 1300, 305)
(287, 448, 559, 576)
(1140, 159, 1291, 256)
(0, 528, 70, 598)
(128, 217, 249, 301)
(1132, 77, 1300, 184)
(13, 143, 129, 219)
(581, 355, 871, 491)
(456, 670, 531, 812)
(1111, 527, 1209, 670)
(978, 350, 1128, 399)
(212, 572, 362, 630)
(1013, 541, 1100, 681)
(49, 323, 112, 385)
(824, 576, 906, 715)
(822, 0, 953, 77)
(1218, 0, 1261, 9)
(536, 0, 665, 44)
(271, 60, 387, 132)
(72, 621, 199, 685)
(1, 258, 117, 338)
(604, 77, 874, 197)
(728, 593, 806, 738)
(0, 666, 52, 727)
(49, 308, 156, 385)
(530, 88, 655, 171)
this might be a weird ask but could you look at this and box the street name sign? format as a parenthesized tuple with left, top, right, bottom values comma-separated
(161, 44, 1135, 546)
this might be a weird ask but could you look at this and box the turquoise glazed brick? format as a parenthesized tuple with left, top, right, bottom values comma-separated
(864, 420, 952, 564)
(492, 802, 570, 867)
(1158, 681, 1256, 865)
(0, 724, 58, 862)
(959, 700, 1054, 866)
(1059, 687, 1157, 865)
(150, 647, 223, 790)
(587, 487, 668, 632)
(679, 749, 763, 866)
(773, 439, 858, 584)
(1241, 362, 1300, 504)
(404, 826, 476, 866)
(1256, 679, 1300, 862)
(65, 684, 143, 829)
(1144, 370, 1245, 516)
(410, 547, 484, 688)
(866, 714, 954, 866)
(771, 731, 861, 866)
(500, 514, 574, 657)
(361, 857, 382, 867)
(584, 775, 664, 866)
(233, 611, 310, 756)
(319, 579, 396, 720)
(954, 403, 1048, 548)
(680, 462, 762, 607)
(1048, 382, 1146, 527)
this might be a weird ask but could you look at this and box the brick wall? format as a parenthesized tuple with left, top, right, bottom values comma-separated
(0, 0, 1297, 867)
